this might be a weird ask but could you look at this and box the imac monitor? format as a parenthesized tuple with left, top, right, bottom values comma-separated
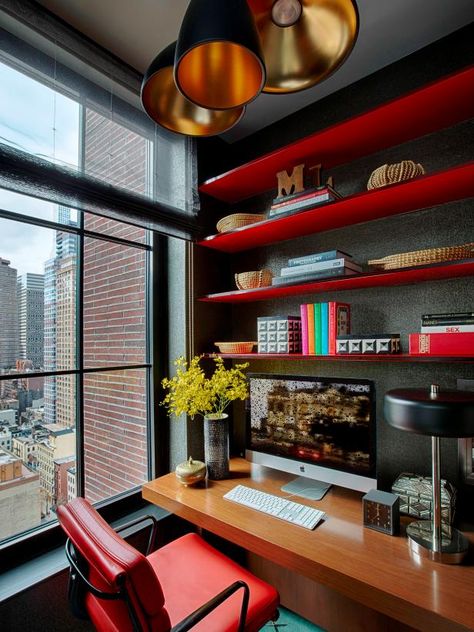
(246, 374, 377, 495)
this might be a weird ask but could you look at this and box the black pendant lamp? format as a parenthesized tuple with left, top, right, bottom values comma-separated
(141, 42, 245, 137)
(248, 0, 358, 93)
(175, 0, 266, 110)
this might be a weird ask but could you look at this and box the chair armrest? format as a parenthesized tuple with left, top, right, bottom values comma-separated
(170, 580, 250, 632)
(115, 515, 158, 555)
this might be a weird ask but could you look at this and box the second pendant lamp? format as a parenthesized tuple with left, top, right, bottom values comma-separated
(174, 0, 266, 110)
(249, 0, 359, 94)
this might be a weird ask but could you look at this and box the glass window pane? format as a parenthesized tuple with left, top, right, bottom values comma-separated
(0, 188, 79, 225)
(84, 213, 148, 244)
(83, 237, 146, 368)
(83, 369, 148, 503)
(0, 375, 76, 544)
(0, 217, 78, 372)
(84, 108, 151, 198)
(0, 60, 80, 169)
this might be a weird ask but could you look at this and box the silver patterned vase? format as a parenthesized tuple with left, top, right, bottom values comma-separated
(204, 413, 229, 480)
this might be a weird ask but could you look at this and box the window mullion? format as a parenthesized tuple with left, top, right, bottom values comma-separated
(76, 210, 85, 499)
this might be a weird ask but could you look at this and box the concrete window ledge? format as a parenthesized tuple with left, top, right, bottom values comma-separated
(0, 504, 169, 604)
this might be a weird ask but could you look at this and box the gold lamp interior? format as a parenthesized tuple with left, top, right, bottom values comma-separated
(249, 0, 358, 93)
(175, 41, 265, 110)
(142, 65, 244, 137)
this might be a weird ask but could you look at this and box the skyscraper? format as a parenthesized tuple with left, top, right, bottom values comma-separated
(0, 258, 19, 369)
(43, 257, 57, 425)
(55, 255, 76, 428)
(17, 273, 44, 369)
(43, 208, 77, 426)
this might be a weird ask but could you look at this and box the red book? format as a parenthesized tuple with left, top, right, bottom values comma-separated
(307, 303, 315, 355)
(300, 303, 309, 355)
(409, 332, 474, 355)
(328, 302, 351, 355)
(271, 186, 335, 209)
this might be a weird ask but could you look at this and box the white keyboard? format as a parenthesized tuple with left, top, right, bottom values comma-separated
(224, 484, 325, 530)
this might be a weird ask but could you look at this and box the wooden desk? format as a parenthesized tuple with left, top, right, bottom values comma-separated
(143, 458, 474, 632)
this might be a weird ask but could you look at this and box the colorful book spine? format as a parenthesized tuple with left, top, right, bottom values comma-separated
(280, 257, 362, 276)
(314, 303, 322, 355)
(269, 192, 337, 217)
(421, 316, 474, 326)
(409, 332, 474, 355)
(422, 311, 474, 319)
(328, 302, 351, 355)
(271, 187, 325, 207)
(420, 324, 474, 333)
(288, 250, 352, 267)
(300, 303, 309, 355)
(321, 302, 329, 355)
(307, 303, 315, 355)
(271, 267, 357, 286)
(272, 185, 340, 207)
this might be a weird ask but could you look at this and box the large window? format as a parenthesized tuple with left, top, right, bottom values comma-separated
(0, 53, 153, 545)
(0, 197, 151, 544)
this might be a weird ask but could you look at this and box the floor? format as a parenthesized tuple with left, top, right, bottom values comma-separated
(262, 607, 325, 631)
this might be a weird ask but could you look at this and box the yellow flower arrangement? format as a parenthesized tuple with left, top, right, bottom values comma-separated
(161, 355, 249, 419)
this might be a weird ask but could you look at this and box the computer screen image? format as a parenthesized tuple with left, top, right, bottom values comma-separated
(246, 374, 377, 494)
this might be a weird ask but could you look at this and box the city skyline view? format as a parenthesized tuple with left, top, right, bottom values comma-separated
(0, 58, 80, 276)
(0, 55, 151, 544)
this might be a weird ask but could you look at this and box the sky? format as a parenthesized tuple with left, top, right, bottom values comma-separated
(0, 60, 79, 275)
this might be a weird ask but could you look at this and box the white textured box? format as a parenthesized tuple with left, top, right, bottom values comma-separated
(337, 334, 401, 354)
(258, 316, 302, 353)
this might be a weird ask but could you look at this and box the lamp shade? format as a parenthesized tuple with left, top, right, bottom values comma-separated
(384, 387, 474, 438)
(175, 0, 266, 110)
(141, 43, 245, 137)
(248, 0, 358, 93)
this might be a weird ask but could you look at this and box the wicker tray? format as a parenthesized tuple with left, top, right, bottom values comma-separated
(235, 269, 273, 290)
(216, 213, 265, 233)
(367, 160, 425, 190)
(368, 243, 474, 270)
(214, 341, 257, 354)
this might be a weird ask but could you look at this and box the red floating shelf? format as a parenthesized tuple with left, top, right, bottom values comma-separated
(197, 164, 474, 254)
(203, 353, 474, 363)
(199, 66, 474, 203)
(199, 260, 474, 303)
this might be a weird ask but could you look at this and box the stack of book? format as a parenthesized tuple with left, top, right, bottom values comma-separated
(300, 301, 350, 355)
(409, 311, 474, 355)
(268, 184, 342, 219)
(272, 249, 362, 287)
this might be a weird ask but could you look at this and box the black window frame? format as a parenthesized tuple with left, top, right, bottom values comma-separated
(0, 203, 169, 572)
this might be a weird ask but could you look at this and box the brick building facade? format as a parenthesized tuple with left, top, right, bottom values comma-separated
(82, 109, 149, 503)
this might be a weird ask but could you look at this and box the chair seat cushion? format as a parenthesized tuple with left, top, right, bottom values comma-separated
(148, 533, 279, 632)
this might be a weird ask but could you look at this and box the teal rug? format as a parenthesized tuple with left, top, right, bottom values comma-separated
(261, 606, 325, 631)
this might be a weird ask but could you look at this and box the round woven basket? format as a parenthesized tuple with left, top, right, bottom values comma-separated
(235, 269, 273, 290)
(214, 341, 257, 354)
(216, 213, 265, 233)
(368, 243, 474, 270)
(367, 160, 425, 190)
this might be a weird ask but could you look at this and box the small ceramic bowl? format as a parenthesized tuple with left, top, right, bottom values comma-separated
(175, 457, 207, 486)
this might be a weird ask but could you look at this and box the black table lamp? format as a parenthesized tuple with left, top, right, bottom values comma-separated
(384, 384, 474, 564)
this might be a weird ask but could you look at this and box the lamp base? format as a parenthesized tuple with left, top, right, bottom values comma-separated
(407, 520, 469, 564)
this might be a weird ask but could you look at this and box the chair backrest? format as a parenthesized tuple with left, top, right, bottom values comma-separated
(57, 498, 171, 632)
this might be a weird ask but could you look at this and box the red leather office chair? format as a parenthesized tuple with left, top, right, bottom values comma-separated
(57, 498, 279, 632)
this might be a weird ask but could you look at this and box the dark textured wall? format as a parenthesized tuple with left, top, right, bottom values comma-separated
(194, 25, 474, 510)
